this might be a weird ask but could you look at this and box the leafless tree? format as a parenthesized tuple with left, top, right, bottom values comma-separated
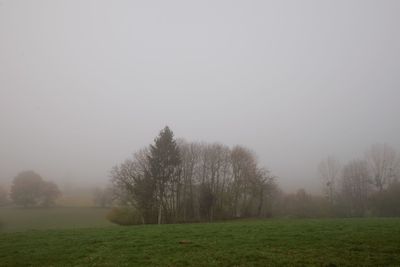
(365, 143, 399, 192)
(111, 148, 156, 223)
(254, 167, 276, 217)
(177, 140, 201, 221)
(341, 159, 371, 216)
(318, 156, 340, 204)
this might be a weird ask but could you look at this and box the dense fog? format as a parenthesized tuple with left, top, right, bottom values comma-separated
(1, 0, 399, 194)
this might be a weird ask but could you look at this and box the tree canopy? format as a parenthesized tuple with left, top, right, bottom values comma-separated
(111, 126, 277, 224)
(10, 171, 61, 207)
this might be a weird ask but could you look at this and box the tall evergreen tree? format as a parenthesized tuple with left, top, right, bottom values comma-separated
(148, 126, 181, 224)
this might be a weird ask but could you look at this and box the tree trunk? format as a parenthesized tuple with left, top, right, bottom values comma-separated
(258, 187, 264, 217)
(158, 200, 162, 225)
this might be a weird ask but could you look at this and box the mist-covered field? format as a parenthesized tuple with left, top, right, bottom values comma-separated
(1, 218, 400, 266)
(0, 207, 112, 232)
(1, 0, 400, 266)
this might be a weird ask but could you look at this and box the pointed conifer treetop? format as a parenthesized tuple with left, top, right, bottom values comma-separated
(149, 126, 181, 179)
(148, 126, 181, 224)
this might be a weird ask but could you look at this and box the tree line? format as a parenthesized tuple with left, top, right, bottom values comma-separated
(109, 127, 400, 224)
(110, 126, 277, 224)
(1, 127, 398, 222)
(318, 143, 400, 217)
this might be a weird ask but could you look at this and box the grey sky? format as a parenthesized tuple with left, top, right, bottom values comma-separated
(1, 0, 399, 192)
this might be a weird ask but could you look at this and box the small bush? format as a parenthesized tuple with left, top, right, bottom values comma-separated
(106, 207, 142, 225)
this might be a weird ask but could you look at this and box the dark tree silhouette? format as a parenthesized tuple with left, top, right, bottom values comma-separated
(148, 126, 181, 224)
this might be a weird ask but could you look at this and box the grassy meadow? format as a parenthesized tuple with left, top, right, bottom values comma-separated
(0, 207, 113, 232)
(1, 212, 400, 266)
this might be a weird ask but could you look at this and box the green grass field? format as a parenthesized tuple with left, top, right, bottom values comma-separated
(1, 215, 400, 266)
(0, 207, 113, 232)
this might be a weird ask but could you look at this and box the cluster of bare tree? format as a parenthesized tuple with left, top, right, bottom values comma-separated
(272, 189, 332, 218)
(110, 126, 277, 224)
(318, 144, 400, 217)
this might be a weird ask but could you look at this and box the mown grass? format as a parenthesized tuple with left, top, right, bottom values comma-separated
(1, 218, 400, 266)
(0, 207, 113, 232)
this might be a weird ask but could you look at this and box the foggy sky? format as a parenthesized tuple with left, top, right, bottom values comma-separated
(1, 0, 399, 192)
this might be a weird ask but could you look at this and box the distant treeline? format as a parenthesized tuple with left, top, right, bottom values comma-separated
(317, 144, 400, 217)
(2, 127, 399, 224)
(109, 127, 400, 225)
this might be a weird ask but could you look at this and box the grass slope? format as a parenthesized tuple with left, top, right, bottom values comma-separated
(1, 218, 400, 266)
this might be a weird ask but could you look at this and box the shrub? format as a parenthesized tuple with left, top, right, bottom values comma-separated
(106, 207, 142, 225)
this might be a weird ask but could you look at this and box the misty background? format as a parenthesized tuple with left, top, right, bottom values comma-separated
(1, 0, 399, 193)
